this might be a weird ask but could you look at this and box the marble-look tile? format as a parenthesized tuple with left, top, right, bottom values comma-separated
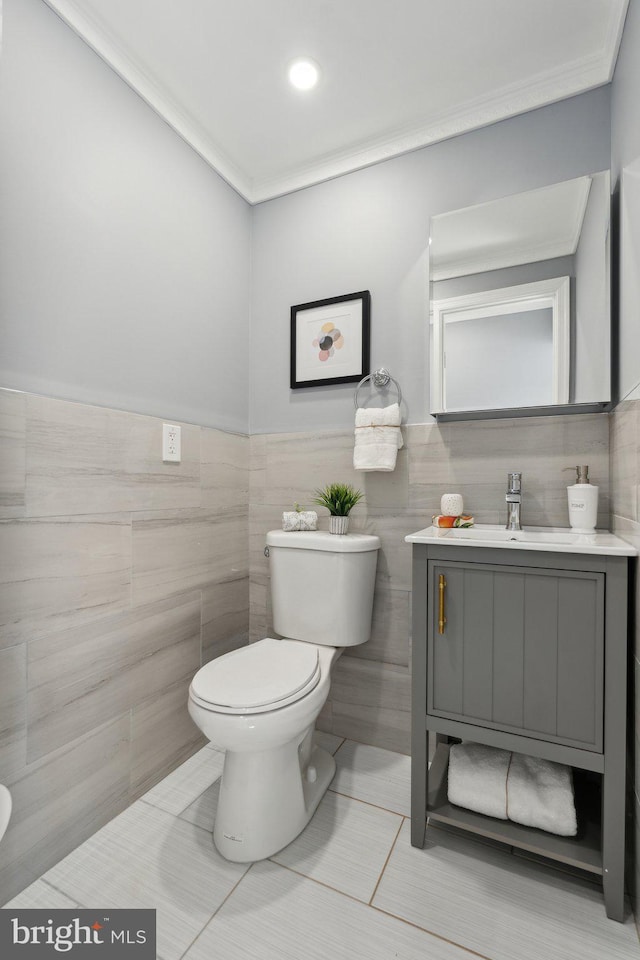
(272, 790, 402, 902)
(331, 702, 410, 755)
(178, 776, 221, 833)
(407, 422, 451, 513)
(183, 859, 472, 960)
(248, 433, 267, 505)
(3, 878, 80, 909)
(248, 578, 270, 643)
(0, 515, 131, 649)
(611, 401, 639, 522)
(129, 678, 204, 799)
(0, 717, 130, 906)
(358, 445, 409, 511)
(142, 745, 224, 818)
(441, 413, 610, 528)
(373, 821, 640, 960)
(0, 389, 26, 519)
(263, 430, 359, 508)
(313, 729, 343, 754)
(346, 585, 410, 667)
(25, 395, 201, 516)
(43, 800, 249, 960)
(132, 510, 247, 606)
(27, 593, 201, 762)
(0, 644, 26, 781)
(355, 512, 424, 590)
(200, 427, 249, 513)
(331, 658, 411, 755)
(201, 578, 249, 663)
(331, 741, 411, 816)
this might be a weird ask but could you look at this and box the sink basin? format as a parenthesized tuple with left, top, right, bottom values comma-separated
(441, 527, 579, 545)
(405, 524, 637, 556)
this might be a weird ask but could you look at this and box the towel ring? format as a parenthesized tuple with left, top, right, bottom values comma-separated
(354, 368, 403, 410)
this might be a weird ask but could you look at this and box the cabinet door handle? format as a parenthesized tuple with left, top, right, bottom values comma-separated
(438, 574, 447, 635)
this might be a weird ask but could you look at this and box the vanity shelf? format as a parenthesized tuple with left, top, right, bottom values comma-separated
(406, 528, 636, 922)
(428, 743, 603, 876)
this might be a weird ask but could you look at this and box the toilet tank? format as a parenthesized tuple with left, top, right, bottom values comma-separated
(265, 530, 380, 647)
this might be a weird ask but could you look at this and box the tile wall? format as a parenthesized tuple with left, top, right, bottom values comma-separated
(0, 388, 249, 904)
(609, 398, 640, 921)
(249, 413, 611, 755)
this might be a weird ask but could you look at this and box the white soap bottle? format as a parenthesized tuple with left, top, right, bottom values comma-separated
(566, 465, 598, 533)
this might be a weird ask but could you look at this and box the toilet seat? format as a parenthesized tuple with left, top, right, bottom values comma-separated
(189, 638, 321, 715)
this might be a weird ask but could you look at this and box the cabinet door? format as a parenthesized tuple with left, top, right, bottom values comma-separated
(427, 560, 604, 751)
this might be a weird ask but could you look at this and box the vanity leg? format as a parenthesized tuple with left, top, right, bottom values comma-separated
(411, 546, 429, 848)
(602, 759, 626, 921)
(411, 726, 428, 847)
(602, 559, 628, 922)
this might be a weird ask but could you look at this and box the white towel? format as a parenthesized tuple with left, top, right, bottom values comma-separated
(507, 753, 577, 837)
(447, 742, 577, 837)
(282, 511, 318, 531)
(354, 402, 403, 472)
(447, 742, 510, 820)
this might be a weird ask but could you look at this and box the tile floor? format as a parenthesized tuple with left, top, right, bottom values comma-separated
(4, 734, 640, 960)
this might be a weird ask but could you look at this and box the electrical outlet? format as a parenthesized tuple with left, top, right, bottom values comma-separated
(162, 423, 181, 463)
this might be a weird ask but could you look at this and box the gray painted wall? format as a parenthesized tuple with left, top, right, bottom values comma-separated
(612, 0, 640, 404)
(250, 87, 611, 434)
(0, 0, 251, 434)
(610, 0, 640, 930)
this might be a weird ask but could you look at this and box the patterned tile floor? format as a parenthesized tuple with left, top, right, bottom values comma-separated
(4, 734, 640, 960)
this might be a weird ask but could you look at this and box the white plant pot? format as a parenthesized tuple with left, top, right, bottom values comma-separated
(329, 515, 349, 535)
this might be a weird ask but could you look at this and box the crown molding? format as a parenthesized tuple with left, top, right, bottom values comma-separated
(44, 0, 628, 205)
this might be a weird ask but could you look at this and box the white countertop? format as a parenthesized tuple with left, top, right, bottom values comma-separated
(405, 524, 637, 557)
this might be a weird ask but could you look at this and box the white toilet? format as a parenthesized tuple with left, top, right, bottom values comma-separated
(188, 529, 380, 862)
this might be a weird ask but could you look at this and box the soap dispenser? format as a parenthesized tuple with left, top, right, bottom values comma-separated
(566, 465, 598, 533)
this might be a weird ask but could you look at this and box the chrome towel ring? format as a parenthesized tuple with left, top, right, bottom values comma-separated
(353, 368, 402, 410)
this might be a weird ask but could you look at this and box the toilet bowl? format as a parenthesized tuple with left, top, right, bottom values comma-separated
(0, 785, 11, 843)
(188, 530, 380, 862)
(189, 639, 339, 861)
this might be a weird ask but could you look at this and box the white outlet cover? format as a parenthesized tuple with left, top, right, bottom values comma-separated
(162, 423, 181, 462)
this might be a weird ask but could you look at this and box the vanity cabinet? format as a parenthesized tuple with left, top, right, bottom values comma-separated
(408, 535, 633, 922)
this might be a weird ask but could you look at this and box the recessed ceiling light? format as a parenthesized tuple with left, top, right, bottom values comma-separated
(288, 58, 320, 91)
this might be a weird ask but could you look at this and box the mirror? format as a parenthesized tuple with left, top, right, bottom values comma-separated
(429, 171, 611, 419)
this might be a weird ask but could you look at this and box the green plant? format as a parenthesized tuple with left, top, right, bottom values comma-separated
(312, 482, 364, 517)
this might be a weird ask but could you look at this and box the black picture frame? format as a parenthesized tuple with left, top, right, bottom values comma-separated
(290, 290, 371, 389)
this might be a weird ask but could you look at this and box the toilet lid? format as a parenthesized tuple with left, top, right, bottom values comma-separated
(190, 638, 320, 714)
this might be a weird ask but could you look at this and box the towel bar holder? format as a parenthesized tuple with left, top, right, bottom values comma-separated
(354, 368, 402, 410)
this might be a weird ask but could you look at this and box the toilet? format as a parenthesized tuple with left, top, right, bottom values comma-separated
(188, 529, 380, 862)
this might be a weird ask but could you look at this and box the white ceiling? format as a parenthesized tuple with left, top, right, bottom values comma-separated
(430, 176, 593, 280)
(44, 0, 629, 204)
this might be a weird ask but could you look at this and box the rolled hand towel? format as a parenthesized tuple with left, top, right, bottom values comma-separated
(354, 402, 403, 472)
(282, 510, 318, 531)
(447, 742, 511, 820)
(507, 753, 577, 837)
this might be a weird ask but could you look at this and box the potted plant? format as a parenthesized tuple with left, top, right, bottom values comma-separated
(312, 482, 364, 535)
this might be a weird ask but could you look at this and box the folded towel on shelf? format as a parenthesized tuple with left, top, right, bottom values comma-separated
(447, 742, 511, 820)
(447, 742, 577, 837)
(507, 752, 577, 837)
(354, 402, 403, 472)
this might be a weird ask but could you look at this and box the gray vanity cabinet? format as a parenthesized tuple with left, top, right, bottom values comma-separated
(428, 561, 604, 751)
(410, 542, 631, 922)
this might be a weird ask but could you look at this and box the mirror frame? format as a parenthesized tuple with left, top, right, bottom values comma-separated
(431, 276, 570, 414)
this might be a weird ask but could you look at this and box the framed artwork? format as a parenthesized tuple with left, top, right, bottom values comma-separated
(290, 290, 370, 389)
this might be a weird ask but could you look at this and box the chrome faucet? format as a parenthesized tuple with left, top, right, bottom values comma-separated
(505, 472, 522, 531)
